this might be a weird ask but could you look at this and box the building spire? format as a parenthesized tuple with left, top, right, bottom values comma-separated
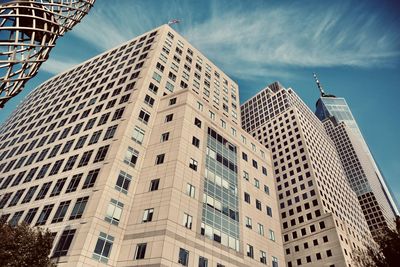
(313, 72, 326, 96)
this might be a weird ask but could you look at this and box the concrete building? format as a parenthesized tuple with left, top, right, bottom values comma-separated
(315, 87, 398, 237)
(241, 82, 373, 267)
(0, 25, 284, 267)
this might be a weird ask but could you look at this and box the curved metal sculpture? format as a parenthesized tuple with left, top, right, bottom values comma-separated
(0, 0, 95, 108)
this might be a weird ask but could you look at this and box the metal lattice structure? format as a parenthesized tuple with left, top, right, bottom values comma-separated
(0, 0, 95, 108)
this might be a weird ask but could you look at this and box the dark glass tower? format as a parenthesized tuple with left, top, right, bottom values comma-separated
(314, 74, 399, 236)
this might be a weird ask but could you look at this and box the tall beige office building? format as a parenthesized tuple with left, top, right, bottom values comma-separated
(0, 25, 284, 267)
(241, 82, 373, 267)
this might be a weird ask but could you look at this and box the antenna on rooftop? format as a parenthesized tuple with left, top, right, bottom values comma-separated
(168, 19, 181, 26)
(313, 72, 326, 96)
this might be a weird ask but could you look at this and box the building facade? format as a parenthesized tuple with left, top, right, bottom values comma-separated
(241, 82, 373, 267)
(0, 25, 284, 267)
(316, 95, 398, 237)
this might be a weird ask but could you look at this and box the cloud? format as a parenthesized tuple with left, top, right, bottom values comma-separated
(68, 0, 400, 81)
(182, 2, 400, 80)
(69, 5, 129, 50)
(70, 1, 166, 51)
(41, 57, 80, 75)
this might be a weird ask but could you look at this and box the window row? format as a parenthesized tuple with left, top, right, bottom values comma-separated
(2, 196, 89, 226)
(0, 169, 99, 208)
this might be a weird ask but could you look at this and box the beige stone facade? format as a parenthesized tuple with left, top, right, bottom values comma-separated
(0, 25, 284, 267)
(241, 82, 373, 267)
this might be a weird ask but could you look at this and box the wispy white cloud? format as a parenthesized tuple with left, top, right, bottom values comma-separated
(182, 2, 400, 79)
(70, 5, 130, 50)
(41, 57, 80, 75)
(68, 1, 400, 80)
(70, 1, 166, 51)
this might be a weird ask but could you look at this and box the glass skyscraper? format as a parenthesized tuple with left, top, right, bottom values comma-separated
(316, 97, 362, 140)
(315, 84, 399, 236)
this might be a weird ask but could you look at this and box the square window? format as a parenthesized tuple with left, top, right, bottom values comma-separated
(69, 196, 88, 220)
(124, 147, 139, 167)
(35, 204, 54, 226)
(52, 200, 71, 223)
(245, 216, 252, 228)
(138, 110, 150, 124)
(149, 179, 160, 191)
(103, 125, 117, 140)
(244, 192, 251, 203)
(306, 256, 311, 263)
(197, 101, 203, 111)
(148, 82, 159, 94)
(186, 183, 195, 198)
(209, 111, 215, 120)
(161, 132, 170, 142)
(35, 182, 52, 200)
(269, 229, 276, 241)
(169, 97, 177, 105)
(194, 118, 201, 128)
(78, 150, 94, 167)
(165, 114, 173, 122)
(23, 207, 38, 224)
(65, 174, 82, 193)
(166, 81, 174, 92)
(152, 72, 161, 83)
(52, 229, 76, 257)
(256, 199, 262, 210)
(199, 256, 208, 267)
(135, 243, 147, 260)
(189, 158, 198, 171)
(93, 145, 109, 163)
(50, 178, 67, 197)
(246, 244, 254, 258)
(93, 232, 114, 263)
(178, 248, 189, 266)
(260, 250, 267, 264)
(144, 94, 155, 107)
(155, 154, 165, 165)
(183, 213, 193, 229)
(142, 208, 154, 222)
(82, 169, 99, 189)
(243, 171, 249, 181)
(264, 185, 269, 195)
(266, 206, 273, 217)
(115, 171, 132, 194)
(258, 223, 264, 236)
(252, 159, 258, 169)
(105, 199, 123, 226)
(132, 126, 145, 144)
(192, 137, 200, 148)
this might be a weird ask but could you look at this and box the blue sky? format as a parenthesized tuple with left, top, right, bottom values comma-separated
(1, 0, 400, 206)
